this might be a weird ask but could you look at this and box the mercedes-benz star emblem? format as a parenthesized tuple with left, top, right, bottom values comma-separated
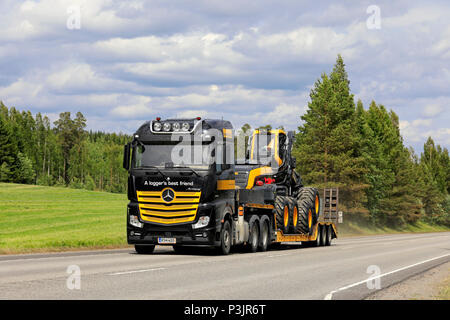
(162, 188, 175, 202)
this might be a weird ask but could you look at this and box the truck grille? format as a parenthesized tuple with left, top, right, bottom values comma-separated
(136, 190, 201, 224)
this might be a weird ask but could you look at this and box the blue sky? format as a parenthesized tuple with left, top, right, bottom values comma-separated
(0, 0, 449, 153)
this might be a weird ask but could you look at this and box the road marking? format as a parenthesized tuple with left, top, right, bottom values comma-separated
(323, 252, 450, 300)
(108, 268, 166, 275)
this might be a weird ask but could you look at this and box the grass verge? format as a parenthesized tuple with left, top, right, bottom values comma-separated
(339, 217, 450, 237)
(0, 182, 129, 254)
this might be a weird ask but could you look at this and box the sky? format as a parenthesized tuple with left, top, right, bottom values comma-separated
(0, 0, 449, 153)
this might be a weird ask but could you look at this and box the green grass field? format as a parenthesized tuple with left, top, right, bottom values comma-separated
(0, 183, 449, 254)
(0, 183, 129, 254)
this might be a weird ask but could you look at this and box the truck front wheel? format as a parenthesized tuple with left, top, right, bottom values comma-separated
(218, 220, 232, 255)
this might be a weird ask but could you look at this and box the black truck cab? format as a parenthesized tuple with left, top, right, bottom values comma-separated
(123, 118, 236, 247)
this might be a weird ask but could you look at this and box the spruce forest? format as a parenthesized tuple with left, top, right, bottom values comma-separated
(0, 55, 448, 227)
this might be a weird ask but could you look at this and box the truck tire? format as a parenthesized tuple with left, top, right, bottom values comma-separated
(297, 187, 320, 225)
(218, 220, 232, 255)
(135, 244, 155, 254)
(288, 198, 299, 234)
(309, 224, 321, 247)
(247, 219, 259, 253)
(275, 196, 290, 234)
(325, 225, 332, 246)
(319, 224, 326, 246)
(259, 219, 269, 252)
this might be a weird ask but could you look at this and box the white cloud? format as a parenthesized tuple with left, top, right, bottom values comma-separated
(422, 104, 443, 117)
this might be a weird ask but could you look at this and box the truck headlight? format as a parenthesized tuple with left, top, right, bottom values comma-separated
(153, 122, 162, 131)
(163, 122, 171, 132)
(181, 122, 190, 131)
(192, 216, 210, 229)
(130, 215, 143, 228)
(172, 122, 181, 131)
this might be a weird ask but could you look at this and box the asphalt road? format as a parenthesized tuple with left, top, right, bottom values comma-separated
(1, 232, 449, 300)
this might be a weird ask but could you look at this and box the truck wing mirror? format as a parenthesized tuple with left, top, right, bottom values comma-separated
(123, 143, 131, 170)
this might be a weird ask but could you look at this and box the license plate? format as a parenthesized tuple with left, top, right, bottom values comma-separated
(158, 237, 176, 244)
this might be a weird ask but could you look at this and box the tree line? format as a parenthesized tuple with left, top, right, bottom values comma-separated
(0, 102, 129, 193)
(292, 55, 449, 227)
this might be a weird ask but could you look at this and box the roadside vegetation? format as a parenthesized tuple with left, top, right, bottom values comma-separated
(0, 183, 127, 254)
(437, 275, 450, 300)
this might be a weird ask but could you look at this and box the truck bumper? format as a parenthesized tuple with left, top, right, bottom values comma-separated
(127, 224, 221, 246)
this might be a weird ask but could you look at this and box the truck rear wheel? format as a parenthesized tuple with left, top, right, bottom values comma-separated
(275, 196, 290, 234)
(247, 220, 259, 253)
(134, 244, 155, 254)
(259, 219, 269, 252)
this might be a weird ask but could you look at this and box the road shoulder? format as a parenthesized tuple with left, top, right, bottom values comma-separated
(366, 261, 450, 300)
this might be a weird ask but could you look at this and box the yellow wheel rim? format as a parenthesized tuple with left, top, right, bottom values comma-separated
(308, 209, 312, 229)
(315, 195, 319, 214)
(293, 206, 298, 227)
(283, 206, 289, 227)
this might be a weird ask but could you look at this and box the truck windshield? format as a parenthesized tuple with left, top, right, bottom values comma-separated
(132, 142, 215, 170)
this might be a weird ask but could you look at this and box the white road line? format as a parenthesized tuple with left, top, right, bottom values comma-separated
(108, 268, 166, 275)
(323, 252, 450, 300)
(0, 251, 130, 263)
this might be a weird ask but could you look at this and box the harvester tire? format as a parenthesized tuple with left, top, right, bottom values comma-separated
(297, 187, 320, 225)
(288, 197, 299, 234)
(275, 196, 290, 234)
(296, 194, 314, 235)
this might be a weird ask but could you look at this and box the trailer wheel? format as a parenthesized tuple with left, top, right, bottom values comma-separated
(309, 225, 321, 247)
(134, 244, 155, 254)
(275, 196, 290, 234)
(259, 219, 269, 252)
(247, 220, 259, 253)
(218, 220, 232, 255)
(319, 224, 326, 246)
(325, 225, 332, 246)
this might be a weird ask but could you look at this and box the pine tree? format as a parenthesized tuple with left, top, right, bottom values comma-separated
(294, 55, 367, 214)
(0, 116, 18, 182)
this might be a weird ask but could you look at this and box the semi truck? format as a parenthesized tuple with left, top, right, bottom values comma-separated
(123, 117, 338, 255)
